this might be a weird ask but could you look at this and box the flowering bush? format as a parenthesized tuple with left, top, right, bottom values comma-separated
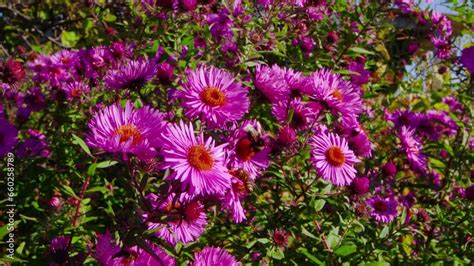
(0, 0, 473, 265)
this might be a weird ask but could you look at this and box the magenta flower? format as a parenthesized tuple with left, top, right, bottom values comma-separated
(104, 59, 157, 90)
(460, 45, 474, 73)
(272, 98, 317, 130)
(63, 81, 90, 100)
(310, 131, 360, 186)
(222, 169, 252, 223)
(17, 129, 51, 158)
(179, 65, 249, 128)
(367, 196, 398, 223)
(0, 117, 18, 156)
(226, 120, 270, 179)
(397, 126, 426, 173)
(351, 176, 370, 195)
(0, 58, 26, 85)
(86, 101, 166, 160)
(143, 193, 208, 246)
(93, 231, 175, 265)
(160, 121, 232, 195)
(254, 64, 288, 103)
(49, 236, 70, 265)
(50, 50, 79, 68)
(191, 247, 239, 266)
(309, 69, 362, 126)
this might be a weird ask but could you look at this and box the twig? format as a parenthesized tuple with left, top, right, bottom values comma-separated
(72, 175, 92, 227)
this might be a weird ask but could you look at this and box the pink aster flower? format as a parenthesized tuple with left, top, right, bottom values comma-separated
(86, 101, 166, 160)
(254, 64, 288, 103)
(160, 121, 232, 195)
(226, 120, 270, 180)
(310, 131, 360, 186)
(93, 231, 175, 265)
(143, 193, 208, 246)
(221, 169, 252, 223)
(367, 195, 398, 223)
(191, 247, 239, 266)
(104, 59, 157, 90)
(272, 98, 317, 130)
(309, 69, 362, 126)
(179, 65, 249, 128)
(50, 50, 79, 68)
(63, 81, 90, 100)
(397, 126, 427, 173)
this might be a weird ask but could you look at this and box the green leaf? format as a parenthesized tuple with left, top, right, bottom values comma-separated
(429, 158, 446, 169)
(62, 185, 77, 197)
(96, 160, 118, 168)
(327, 227, 340, 249)
(313, 199, 326, 211)
(298, 247, 324, 265)
(60, 31, 80, 48)
(379, 225, 389, 239)
(103, 13, 117, 22)
(301, 226, 318, 240)
(0, 221, 20, 240)
(72, 134, 92, 157)
(349, 47, 375, 55)
(87, 163, 97, 176)
(267, 247, 284, 260)
(335, 244, 357, 257)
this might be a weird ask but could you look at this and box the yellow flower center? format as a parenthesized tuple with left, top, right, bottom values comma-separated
(187, 145, 214, 170)
(325, 146, 345, 167)
(115, 124, 142, 145)
(200, 87, 226, 107)
(331, 89, 343, 101)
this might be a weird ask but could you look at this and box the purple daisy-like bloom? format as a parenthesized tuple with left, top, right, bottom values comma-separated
(50, 50, 79, 68)
(385, 109, 420, 129)
(86, 101, 166, 160)
(207, 9, 234, 39)
(351, 176, 370, 195)
(0, 117, 18, 156)
(93, 231, 175, 266)
(347, 61, 370, 86)
(23, 86, 46, 112)
(460, 45, 474, 73)
(348, 130, 372, 158)
(254, 64, 288, 103)
(104, 59, 157, 90)
(143, 193, 208, 246)
(17, 129, 51, 158)
(191, 247, 239, 266)
(222, 169, 252, 223)
(397, 126, 427, 173)
(281, 68, 311, 97)
(63, 81, 90, 100)
(309, 69, 362, 126)
(179, 65, 249, 128)
(367, 195, 398, 223)
(160, 121, 232, 195)
(88, 46, 113, 69)
(50, 236, 70, 265)
(310, 131, 360, 186)
(226, 120, 271, 180)
(272, 98, 317, 130)
(443, 96, 463, 113)
(417, 110, 458, 141)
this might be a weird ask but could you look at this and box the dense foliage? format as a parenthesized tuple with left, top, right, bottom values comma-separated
(0, 0, 473, 265)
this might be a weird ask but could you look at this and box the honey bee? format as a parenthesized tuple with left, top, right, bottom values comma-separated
(243, 124, 266, 153)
